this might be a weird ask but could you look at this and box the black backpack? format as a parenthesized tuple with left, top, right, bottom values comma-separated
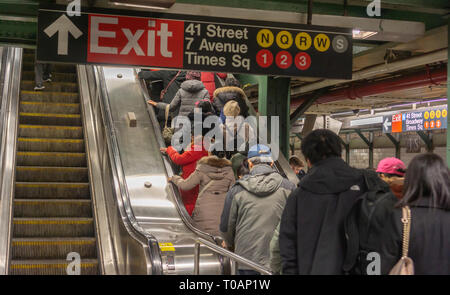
(343, 169, 398, 275)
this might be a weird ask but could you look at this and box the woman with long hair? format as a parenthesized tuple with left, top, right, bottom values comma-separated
(379, 153, 450, 274)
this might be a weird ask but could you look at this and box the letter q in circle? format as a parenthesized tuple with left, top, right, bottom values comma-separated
(276, 31, 293, 49)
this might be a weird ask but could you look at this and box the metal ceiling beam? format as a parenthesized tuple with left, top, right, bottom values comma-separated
(291, 48, 448, 99)
(289, 87, 329, 125)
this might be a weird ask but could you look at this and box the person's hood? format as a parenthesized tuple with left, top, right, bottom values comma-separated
(213, 86, 245, 99)
(181, 79, 205, 93)
(197, 156, 233, 180)
(238, 164, 284, 197)
(300, 157, 364, 194)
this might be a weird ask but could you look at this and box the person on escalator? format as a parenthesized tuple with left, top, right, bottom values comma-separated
(146, 71, 210, 121)
(201, 72, 228, 101)
(168, 142, 235, 236)
(212, 77, 248, 118)
(137, 69, 186, 128)
(220, 144, 296, 275)
(160, 123, 209, 216)
(34, 62, 52, 91)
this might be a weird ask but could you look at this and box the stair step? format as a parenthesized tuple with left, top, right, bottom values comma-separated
(16, 152, 87, 167)
(13, 217, 95, 238)
(15, 182, 90, 199)
(16, 166, 88, 182)
(18, 138, 85, 152)
(22, 71, 77, 83)
(20, 102, 80, 114)
(19, 125, 83, 139)
(21, 81, 78, 92)
(21, 90, 79, 103)
(9, 259, 98, 275)
(19, 112, 81, 126)
(14, 199, 92, 218)
(22, 62, 76, 73)
(22, 53, 35, 62)
(11, 237, 97, 260)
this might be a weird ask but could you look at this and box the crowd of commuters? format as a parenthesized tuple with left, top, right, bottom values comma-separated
(138, 69, 450, 275)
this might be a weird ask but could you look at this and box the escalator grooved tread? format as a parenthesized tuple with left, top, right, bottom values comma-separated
(11, 55, 99, 275)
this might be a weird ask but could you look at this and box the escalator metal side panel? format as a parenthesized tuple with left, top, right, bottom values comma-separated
(77, 66, 117, 275)
(0, 47, 22, 275)
(101, 67, 222, 275)
(78, 65, 157, 274)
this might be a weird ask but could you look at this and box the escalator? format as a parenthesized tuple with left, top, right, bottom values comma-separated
(9, 50, 98, 275)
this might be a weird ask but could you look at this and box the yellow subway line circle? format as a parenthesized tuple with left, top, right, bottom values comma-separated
(276, 30, 293, 49)
(256, 29, 274, 48)
(314, 33, 330, 52)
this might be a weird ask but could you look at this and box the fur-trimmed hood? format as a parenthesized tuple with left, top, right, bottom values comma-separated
(213, 86, 245, 99)
(197, 156, 234, 181)
(198, 155, 232, 167)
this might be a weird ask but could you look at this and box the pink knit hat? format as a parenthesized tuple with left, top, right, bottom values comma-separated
(376, 157, 406, 177)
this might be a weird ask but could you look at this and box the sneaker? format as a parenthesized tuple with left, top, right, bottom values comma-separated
(43, 74, 52, 82)
(34, 84, 45, 91)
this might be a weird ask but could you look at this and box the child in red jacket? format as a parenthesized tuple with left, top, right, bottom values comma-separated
(161, 140, 208, 216)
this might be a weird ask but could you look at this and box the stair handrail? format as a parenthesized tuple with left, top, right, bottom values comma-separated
(0, 47, 22, 275)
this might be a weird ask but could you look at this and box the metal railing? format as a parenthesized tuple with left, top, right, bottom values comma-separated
(193, 237, 272, 275)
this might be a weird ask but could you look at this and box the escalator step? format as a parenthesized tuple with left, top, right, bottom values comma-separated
(13, 217, 95, 237)
(16, 166, 88, 182)
(15, 182, 90, 199)
(9, 259, 98, 275)
(18, 138, 85, 152)
(19, 125, 83, 139)
(14, 199, 92, 218)
(12, 237, 97, 259)
(21, 81, 78, 92)
(20, 101, 80, 114)
(17, 152, 87, 167)
(22, 62, 76, 73)
(19, 112, 81, 126)
(21, 71, 77, 83)
(21, 90, 79, 103)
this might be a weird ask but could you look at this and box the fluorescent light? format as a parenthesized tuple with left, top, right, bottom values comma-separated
(352, 29, 378, 39)
(109, 0, 175, 9)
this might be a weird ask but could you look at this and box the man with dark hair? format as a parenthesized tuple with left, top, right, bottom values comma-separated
(220, 144, 295, 274)
(289, 155, 306, 182)
(279, 129, 368, 275)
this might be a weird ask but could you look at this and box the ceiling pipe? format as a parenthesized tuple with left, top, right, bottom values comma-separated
(291, 66, 447, 109)
(291, 48, 448, 97)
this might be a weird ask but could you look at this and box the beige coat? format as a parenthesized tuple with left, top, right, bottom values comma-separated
(171, 156, 235, 236)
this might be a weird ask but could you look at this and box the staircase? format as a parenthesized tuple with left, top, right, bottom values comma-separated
(9, 50, 99, 275)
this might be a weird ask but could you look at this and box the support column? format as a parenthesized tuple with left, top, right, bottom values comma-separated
(417, 131, 434, 152)
(339, 136, 350, 164)
(258, 76, 291, 159)
(386, 133, 401, 159)
(356, 130, 374, 168)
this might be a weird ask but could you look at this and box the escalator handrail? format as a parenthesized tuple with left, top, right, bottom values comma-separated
(0, 47, 22, 275)
(92, 66, 163, 275)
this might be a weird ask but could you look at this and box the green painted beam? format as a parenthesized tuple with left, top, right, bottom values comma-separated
(178, 0, 448, 29)
(417, 131, 434, 152)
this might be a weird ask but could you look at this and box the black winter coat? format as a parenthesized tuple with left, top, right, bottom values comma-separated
(279, 157, 368, 275)
(379, 198, 450, 275)
(212, 86, 249, 117)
